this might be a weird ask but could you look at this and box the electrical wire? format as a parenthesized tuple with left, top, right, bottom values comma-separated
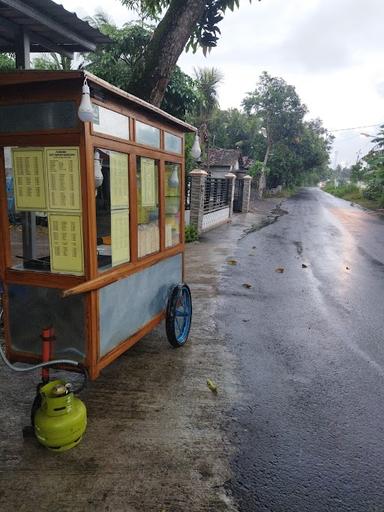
(330, 123, 382, 133)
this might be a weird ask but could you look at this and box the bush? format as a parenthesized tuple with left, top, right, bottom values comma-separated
(185, 224, 199, 243)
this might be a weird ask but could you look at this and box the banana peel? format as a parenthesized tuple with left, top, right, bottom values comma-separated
(207, 379, 218, 394)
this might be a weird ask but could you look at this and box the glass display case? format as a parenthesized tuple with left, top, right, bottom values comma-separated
(0, 71, 195, 379)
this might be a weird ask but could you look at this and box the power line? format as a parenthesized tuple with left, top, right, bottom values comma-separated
(330, 123, 382, 133)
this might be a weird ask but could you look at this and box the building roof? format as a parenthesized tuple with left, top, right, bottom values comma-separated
(207, 148, 241, 168)
(0, 70, 197, 133)
(0, 0, 110, 56)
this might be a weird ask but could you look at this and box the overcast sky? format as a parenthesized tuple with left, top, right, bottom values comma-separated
(58, 0, 384, 167)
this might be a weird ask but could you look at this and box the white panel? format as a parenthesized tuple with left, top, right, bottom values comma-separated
(202, 207, 230, 231)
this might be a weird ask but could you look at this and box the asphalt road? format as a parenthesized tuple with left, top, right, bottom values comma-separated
(219, 188, 384, 512)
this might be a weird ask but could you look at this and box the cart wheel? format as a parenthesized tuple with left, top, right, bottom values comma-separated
(166, 284, 192, 347)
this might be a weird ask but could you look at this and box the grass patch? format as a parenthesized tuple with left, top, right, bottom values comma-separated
(323, 184, 383, 210)
(185, 224, 199, 243)
(264, 186, 298, 198)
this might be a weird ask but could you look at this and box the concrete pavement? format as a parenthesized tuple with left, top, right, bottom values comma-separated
(0, 199, 281, 512)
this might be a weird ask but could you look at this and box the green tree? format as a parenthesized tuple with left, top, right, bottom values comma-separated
(362, 126, 384, 205)
(208, 108, 263, 155)
(0, 53, 15, 71)
(33, 53, 72, 70)
(83, 17, 199, 119)
(242, 72, 307, 197)
(192, 67, 223, 160)
(121, 0, 257, 106)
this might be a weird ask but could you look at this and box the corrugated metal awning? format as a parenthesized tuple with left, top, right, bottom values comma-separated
(0, 0, 111, 56)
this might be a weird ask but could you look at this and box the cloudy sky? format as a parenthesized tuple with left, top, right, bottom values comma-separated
(58, 0, 384, 167)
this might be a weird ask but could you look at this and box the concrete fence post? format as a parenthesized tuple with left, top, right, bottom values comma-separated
(225, 172, 236, 217)
(190, 168, 208, 234)
(241, 175, 253, 213)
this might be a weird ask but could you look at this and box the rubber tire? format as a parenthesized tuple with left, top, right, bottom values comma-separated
(166, 284, 192, 348)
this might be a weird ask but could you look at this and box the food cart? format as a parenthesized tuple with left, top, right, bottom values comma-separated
(0, 70, 196, 380)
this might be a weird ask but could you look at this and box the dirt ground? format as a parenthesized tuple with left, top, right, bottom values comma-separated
(0, 200, 279, 512)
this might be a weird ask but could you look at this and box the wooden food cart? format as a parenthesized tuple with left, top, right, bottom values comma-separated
(0, 71, 195, 380)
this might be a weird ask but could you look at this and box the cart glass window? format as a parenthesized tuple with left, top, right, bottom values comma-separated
(165, 163, 181, 247)
(135, 121, 160, 148)
(137, 156, 159, 257)
(95, 149, 130, 270)
(92, 105, 130, 140)
(164, 132, 182, 154)
(5, 146, 84, 275)
(0, 101, 77, 133)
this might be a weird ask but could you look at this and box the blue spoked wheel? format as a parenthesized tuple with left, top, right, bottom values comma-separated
(166, 284, 192, 347)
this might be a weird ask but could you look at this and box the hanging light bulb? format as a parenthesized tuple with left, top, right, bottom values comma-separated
(168, 165, 179, 188)
(78, 77, 94, 123)
(191, 131, 201, 160)
(94, 151, 103, 193)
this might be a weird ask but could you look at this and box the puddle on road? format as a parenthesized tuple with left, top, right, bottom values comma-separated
(240, 204, 289, 239)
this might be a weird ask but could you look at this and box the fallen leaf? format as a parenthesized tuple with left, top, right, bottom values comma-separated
(207, 379, 218, 394)
(275, 267, 284, 273)
(242, 283, 252, 289)
(302, 263, 308, 268)
(227, 259, 237, 266)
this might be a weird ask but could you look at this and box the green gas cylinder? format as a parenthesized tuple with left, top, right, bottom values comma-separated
(34, 379, 87, 452)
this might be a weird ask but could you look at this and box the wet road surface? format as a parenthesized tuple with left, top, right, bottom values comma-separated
(220, 188, 384, 511)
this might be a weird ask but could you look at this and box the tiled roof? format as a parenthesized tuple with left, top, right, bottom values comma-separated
(206, 148, 241, 167)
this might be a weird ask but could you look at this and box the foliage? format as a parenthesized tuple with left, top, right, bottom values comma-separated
(242, 72, 307, 145)
(83, 18, 151, 90)
(33, 54, 72, 70)
(83, 17, 199, 119)
(323, 182, 383, 209)
(193, 67, 223, 124)
(207, 108, 263, 155)
(248, 161, 264, 179)
(0, 53, 15, 71)
(185, 224, 199, 243)
(122, 0, 256, 54)
(207, 73, 332, 189)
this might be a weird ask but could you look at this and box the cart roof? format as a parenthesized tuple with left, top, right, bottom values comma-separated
(0, 70, 197, 133)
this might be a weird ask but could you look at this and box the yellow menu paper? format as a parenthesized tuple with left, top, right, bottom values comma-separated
(49, 214, 84, 275)
(111, 210, 130, 266)
(12, 148, 47, 210)
(110, 151, 129, 209)
(141, 157, 156, 207)
(46, 147, 81, 211)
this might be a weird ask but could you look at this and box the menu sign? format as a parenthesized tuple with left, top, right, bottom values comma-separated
(110, 151, 129, 209)
(141, 157, 156, 207)
(46, 147, 81, 211)
(12, 149, 46, 210)
(49, 213, 84, 275)
(111, 210, 130, 266)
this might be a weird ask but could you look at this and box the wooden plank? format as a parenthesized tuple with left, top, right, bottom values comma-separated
(159, 159, 165, 252)
(0, 133, 80, 147)
(5, 269, 84, 289)
(86, 290, 99, 380)
(0, 147, 10, 277)
(129, 152, 138, 264)
(62, 245, 183, 297)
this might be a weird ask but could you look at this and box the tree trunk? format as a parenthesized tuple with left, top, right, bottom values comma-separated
(258, 142, 271, 199)
(129, 0, 206, 106)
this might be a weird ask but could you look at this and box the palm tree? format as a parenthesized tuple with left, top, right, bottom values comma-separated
(193, 67, 224, 168)
(193, 67, 223, 126)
